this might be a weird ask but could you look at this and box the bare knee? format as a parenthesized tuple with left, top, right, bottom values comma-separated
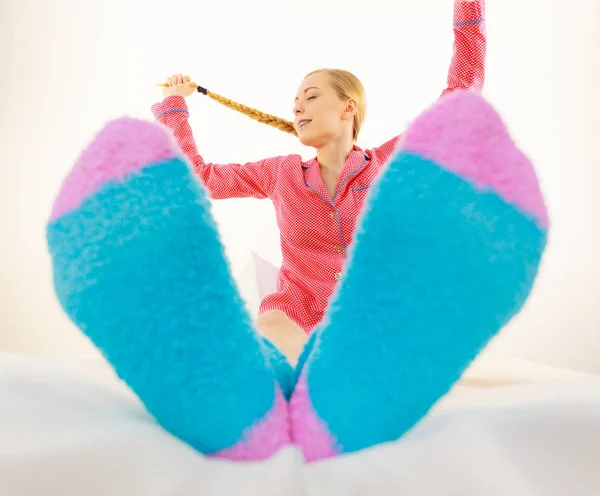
(255, 311, 308, 366)
(256, 310, 290, 328)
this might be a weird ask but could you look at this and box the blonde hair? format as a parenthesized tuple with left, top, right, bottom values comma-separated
(188, 69, 366, 141)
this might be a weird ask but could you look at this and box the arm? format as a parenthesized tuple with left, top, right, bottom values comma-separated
(370, 0, 487, 160)
(440, 0, 487, 98)
(151, 96, 281, 200)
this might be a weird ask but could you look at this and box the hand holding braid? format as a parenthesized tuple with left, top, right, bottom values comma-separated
(158, 73, 297, 136)
(162, 74, 196, 98)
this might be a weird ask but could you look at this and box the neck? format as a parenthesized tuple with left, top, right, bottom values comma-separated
(315, 135, 355, 173)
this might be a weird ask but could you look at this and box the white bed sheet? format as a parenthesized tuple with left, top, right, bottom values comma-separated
(0, 351, 599, 496)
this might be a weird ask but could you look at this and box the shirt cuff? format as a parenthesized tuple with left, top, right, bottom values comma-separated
(453, 0, 485, 26)
(151, 95, 189, 120)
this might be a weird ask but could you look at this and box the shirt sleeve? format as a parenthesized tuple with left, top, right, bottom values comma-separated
(151, 95, 282, 200)
(370, 0, 487, 163)
(440, 0, 487, 98)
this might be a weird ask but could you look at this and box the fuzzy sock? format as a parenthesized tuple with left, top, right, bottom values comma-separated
(261, 337, 296, 400)
(289, 91, 549, 462)
(46, 118, 290, 461)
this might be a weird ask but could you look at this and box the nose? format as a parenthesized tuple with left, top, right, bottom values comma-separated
(293, 101, 304, 115)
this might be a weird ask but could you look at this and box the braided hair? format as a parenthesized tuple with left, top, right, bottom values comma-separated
(192, 83, 297, 136)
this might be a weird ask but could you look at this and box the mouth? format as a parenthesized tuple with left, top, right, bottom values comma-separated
(297, 119, 312, 130)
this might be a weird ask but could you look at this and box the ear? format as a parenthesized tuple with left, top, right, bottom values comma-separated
(342, 98, 357, 121)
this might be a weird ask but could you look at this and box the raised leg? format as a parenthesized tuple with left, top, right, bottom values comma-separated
(46, 118, 290, 461)
(289, 91, 549, 462)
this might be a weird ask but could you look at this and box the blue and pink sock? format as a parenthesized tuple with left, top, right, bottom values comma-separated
(46, 120, 290, 460)
(289, 91, 549, 462)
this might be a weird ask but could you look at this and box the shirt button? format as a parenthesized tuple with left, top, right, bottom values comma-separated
(334, 246, 342, 253)
(330, 211, 337, 219)
(334, 272, 342, 281)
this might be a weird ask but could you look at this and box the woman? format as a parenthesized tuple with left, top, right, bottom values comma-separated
(48, 0, 548, 462)
(152, 0, 487, 366)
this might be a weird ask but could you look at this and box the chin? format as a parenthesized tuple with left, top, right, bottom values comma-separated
(298, 134, 317, 147)
(298, 130, 330, 149)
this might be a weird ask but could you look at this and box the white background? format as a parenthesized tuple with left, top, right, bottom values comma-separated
(1, 0, 599, 373)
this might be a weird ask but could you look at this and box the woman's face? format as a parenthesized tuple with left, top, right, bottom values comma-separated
(293, 72, 354, 148)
